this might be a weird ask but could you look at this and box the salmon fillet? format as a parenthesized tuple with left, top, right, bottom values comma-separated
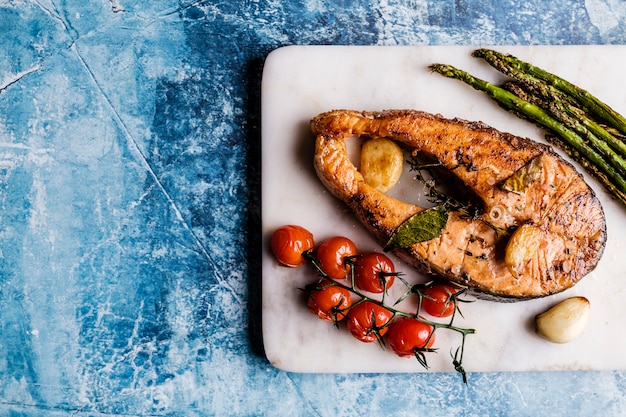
(311, 109, 607, 300)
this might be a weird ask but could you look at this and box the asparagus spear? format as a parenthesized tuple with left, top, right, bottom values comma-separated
(604, 125, 626, 143)
(506, 81, 626, 204)
(504, 75, 626, 161)
(428, 63, 626, 196)
(473, 48, 626, 137)
(505, 81, 626, 178)
(565, 102, 626, 158)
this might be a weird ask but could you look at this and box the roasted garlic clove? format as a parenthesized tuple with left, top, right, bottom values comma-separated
(360, 137, 403, 193)
(535, 296, 590, 343)
(504, 224, 543, 279)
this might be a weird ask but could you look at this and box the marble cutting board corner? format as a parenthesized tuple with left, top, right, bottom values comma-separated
(260, 45, 626, 374)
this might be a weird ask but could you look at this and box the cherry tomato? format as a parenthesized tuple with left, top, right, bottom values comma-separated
(421, 283, 458, 318)
(386, 317, 436, 358)
(306, 279, 352, 322)
(346, 301, 394, 343)
(353, 252, 395, 293)
(270, 225, 315, 267)
(315, 236, 358, 279)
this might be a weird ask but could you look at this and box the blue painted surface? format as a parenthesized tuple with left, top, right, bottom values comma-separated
(1, 1, 626, 415)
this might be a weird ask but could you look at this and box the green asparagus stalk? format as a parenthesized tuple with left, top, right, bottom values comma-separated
(566, 104, 626, 158)
(473, 48, 626, 137)
(505, 81, 626, 178)
(507, 80, 626, 204)
(428, 63, 626, 196)
(603, 125, 626, 142)
(504, 75, 626, 161)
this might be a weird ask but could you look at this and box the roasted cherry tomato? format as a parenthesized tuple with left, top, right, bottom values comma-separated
(353, 252, 395, 293)
(386, 317, 436, 358)
(315, 236, 358, 279)
(346, 301, 394, 343)
(306, 279, 352, 322)
(270, 225, 315, 267)
(421, 283, 458, 318)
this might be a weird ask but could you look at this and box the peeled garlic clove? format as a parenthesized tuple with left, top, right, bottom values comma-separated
(535, 296, 590, 344)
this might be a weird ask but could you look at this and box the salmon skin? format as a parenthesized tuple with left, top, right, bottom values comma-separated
(311, 109, 607, 300)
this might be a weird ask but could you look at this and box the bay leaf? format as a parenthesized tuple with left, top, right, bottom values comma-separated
(384, 205, 448, 251)
(501, 155, 543, 194)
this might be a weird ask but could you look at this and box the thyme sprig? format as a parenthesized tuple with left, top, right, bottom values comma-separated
(408, 153, 508, 237)
(301, 251, 476, 384)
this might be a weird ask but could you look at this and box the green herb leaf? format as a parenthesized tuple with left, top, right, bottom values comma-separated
(384, 205, 448, 251)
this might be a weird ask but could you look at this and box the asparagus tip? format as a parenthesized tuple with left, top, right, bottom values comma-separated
(428, 63, 455, 77)
(471, 48, 488, 58)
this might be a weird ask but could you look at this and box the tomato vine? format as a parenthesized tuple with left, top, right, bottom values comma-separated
(301, 247, 476, 384)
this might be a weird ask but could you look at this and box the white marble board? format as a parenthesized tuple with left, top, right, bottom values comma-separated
(261, 45, 626, 374)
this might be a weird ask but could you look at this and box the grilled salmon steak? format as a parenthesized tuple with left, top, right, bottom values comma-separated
(311, 109, 607, 299)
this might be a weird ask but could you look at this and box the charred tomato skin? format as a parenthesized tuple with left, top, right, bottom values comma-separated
(346, 301, 394, 343)
(307, 279, 352, 322)
(353, 252, 396, 293)
(315, 236, 358, 279)
(270, 225, 315, 267)
(386, 317, 436, 358)
(421, 283, 458, 318)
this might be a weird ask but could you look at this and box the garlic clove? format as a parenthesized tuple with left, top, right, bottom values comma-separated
(505, 224, 543, 279)
(360, 137, 404, 193)
(535, 296, 590, 344)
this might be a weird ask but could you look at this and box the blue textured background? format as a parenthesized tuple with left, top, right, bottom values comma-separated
(1, 1, 626, 416)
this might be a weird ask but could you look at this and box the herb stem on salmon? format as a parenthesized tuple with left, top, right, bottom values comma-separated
(428, 63, 626, 201)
